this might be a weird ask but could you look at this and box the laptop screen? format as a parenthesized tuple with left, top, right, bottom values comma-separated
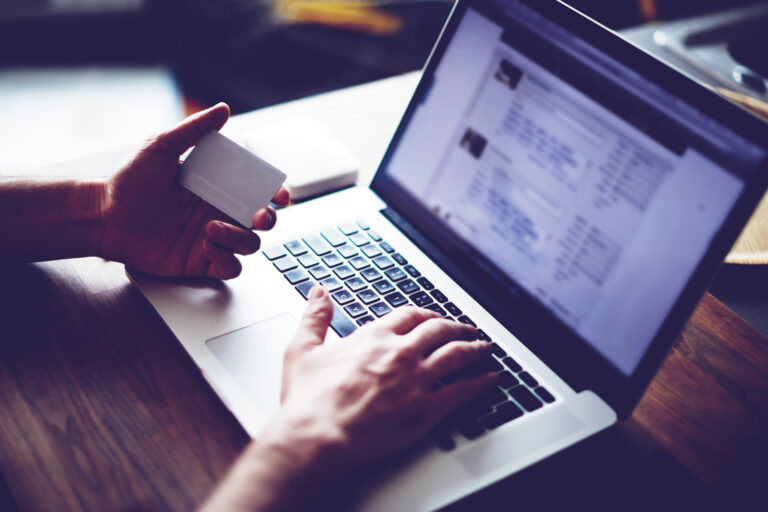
(378, 0, 766, 375)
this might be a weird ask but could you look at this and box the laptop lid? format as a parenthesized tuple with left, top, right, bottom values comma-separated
(371, 0, 768, 417)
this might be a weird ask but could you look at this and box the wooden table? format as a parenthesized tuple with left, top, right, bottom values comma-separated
(1, 74, 767, 511)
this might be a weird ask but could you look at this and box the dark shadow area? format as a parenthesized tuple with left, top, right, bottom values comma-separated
(710, 264, 768, 339)
(441, 427, 727, 512)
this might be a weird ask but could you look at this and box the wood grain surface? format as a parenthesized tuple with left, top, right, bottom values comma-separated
(0, 258, 766, 511)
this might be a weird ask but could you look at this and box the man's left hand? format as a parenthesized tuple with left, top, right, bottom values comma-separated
(99, 103, 289, 279)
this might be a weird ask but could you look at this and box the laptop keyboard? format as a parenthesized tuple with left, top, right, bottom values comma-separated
(263, 219, 555, 450)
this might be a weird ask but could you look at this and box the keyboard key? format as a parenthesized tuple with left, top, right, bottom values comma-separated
(410, 291, 433, 307)
(445, 302, 462, 316)
(373, 256, 394, 270)
(478, 355, 503, 372)
(534, 387, 555, 404)
(357, 315, 375, 326)
(431, 431, 456, 451)
(284, 240, 307, 256)
(295, 281, 316, 299)
(333, 265, 355, 280)
(357, 289, 379, 305)
(502, 356, 522, 373)
(349, 256, 370, 270)
(397, 279, 420, 294)
(309, 266, 331, 280)
(519, 372, 538, 388)
(332, 289, 354, 305)
(320, 277, 343, 292)
(458, 315, 476, 327)
(498, 371, 519, 389)
(337, 244, 358, 259)
(284, 269, 309, 284)
(379, 241, 395, 253)
(481, 402, 524, 430)
(457, 420, 486, 440)
(298, 254, 320, 268)
(321, 229, 346, 247)
(424, 304, 446, 316)
(490, 343, 506, 358)
(478, 388, 508, 409)
(370, 302, 392, 317)
(356, 219, 370, 230)
(361, 268, 383, 282)
(330, 304, 357, 338)
(403, 264, 421, 277)
(385, 292, 408, 307)
(361, 245, 382, 258)
(349, 233, 370, 247)
(303, 234, 332, 256)
(344, 302, 367, 318)
(479, 330, 493, 342)
(263, 245, 287, 260)
(322, 253, 343, 267)
(417, 277, 434, 290)
(339, 222, 359, 235)
(345, 277, 367, 292)
(384, 267, 407, 282)
(367, 229, 382, 241)
(392, 253, 408, 265)
(274, 257, 298, 273)
(431, 289, 448, 303)
(373, 280, 395, 295)
(509, 385, 543, 412)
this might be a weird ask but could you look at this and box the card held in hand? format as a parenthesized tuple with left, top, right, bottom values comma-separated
(178, 131, 287, 228)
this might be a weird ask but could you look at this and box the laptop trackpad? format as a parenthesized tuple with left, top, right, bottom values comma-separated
(206, 313, 298, 411)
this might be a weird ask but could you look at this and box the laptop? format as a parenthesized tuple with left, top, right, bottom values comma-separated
(132, 0, 768, 509)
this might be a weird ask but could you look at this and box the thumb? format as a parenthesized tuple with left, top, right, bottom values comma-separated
(148, 102, 231, 158)
(290, 285, 333, 351)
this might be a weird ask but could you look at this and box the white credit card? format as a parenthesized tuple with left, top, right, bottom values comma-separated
(178, 130, 287, 228)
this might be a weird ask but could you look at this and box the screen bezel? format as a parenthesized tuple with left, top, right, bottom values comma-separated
(371, 0, 768, 418)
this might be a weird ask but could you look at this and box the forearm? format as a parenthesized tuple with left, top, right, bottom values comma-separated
(201, 412, 347, 511)
(0, 178, 105, 262)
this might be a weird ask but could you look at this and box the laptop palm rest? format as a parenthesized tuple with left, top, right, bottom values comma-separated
(456, 406, 582, 476)
(206, 313, 297, 412)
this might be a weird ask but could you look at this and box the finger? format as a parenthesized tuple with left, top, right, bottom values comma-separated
(206, 221, 261, 255)
(272, 185, 291, 206)
(203, 240, 243, 280)
(421, 340, 493, 382)
(149, 103, 230, 157)
(405, 318, 477, 356)
(374, 307, 442, 336)
(289, 286, 333, 351)
(430, 373, 499, 418)
(252, 207, 277, 231)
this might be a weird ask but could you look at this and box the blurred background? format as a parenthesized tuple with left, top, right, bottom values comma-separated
(1, 0, 766, 173)
(1, 0, 767, 332)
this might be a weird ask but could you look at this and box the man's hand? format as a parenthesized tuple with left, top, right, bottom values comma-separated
(99, 103, 290, 279)
(202, 286, 498, 511)
(274, 286, 497, 465)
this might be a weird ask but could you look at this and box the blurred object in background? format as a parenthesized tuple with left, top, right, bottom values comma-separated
(0, 68, 183, 174)
(622, 2, 768, 104)
(567, 0, 765, 29)
(155, 0, 453, 114)
(0, 0, 165, 66)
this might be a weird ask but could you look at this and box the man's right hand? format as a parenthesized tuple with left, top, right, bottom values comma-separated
(202, 286, 498, 511)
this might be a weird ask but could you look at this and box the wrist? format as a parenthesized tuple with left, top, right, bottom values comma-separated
(254, 408, 349, 483)
(81, 179, 108, 259)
